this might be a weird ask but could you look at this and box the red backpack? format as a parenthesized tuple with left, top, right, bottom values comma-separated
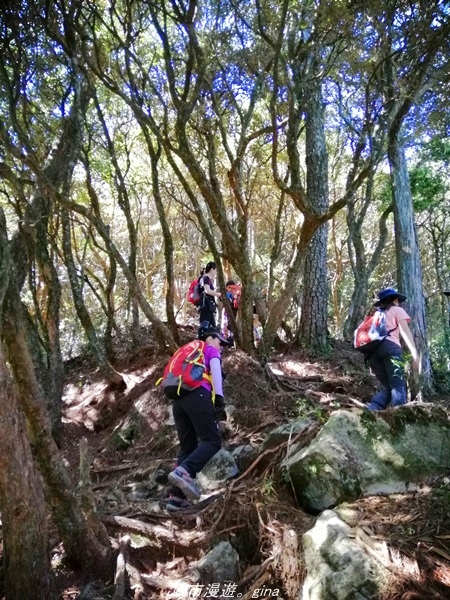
(354, 308, 394, 354)
(157, 340, 212, 399)
(227, 284, 242, 309)
(187, 277, 203, 305)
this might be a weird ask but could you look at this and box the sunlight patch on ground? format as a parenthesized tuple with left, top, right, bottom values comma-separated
(282, 360, 322, 376)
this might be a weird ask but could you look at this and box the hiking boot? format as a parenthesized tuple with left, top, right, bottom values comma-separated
(168, 466, 201, 501)
(166, 496, 192, 512)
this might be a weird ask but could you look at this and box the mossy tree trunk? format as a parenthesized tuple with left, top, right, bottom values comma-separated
(0, 263, 113, 574)
(0, 212, 54, 600)
(0, 343, 54, 600)
(61, 205, 124, 386)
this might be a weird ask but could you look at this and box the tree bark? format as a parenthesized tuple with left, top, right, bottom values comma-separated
(297, 51, 330, 349)
(0, 344, 54, 600)
(61, 207, 124, 385)
(94, 95, 141, 344)
(0, 216, 54, 599)
(1, 267, 113, 574)
(145, 132, 180, 344)
(343, 175, 392, 340)
(389, 136, 432, 393)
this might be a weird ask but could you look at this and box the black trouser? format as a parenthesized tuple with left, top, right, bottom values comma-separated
(198, 295, 217, 335)
(172, 387, 221, 478)
(367, 340, 406, 410)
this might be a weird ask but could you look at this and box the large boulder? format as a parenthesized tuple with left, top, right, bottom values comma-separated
(261, 418, 314, 453)
(300, 510, 389, 599)
(198, 448, 239, 490)
(283, 406, 450, 512)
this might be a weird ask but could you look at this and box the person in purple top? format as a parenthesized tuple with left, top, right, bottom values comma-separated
(166, 327, 228, 511)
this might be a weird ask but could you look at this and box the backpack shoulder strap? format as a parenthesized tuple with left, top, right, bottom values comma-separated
(380, 307, 398, 336)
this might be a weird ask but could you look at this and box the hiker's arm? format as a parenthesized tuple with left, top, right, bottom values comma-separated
(398, 319, 419, 366)
(204, 282, 221, 299)
(210, 357, 224, 397)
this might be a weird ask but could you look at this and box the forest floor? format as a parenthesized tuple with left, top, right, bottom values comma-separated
(51, 326, 450, 600)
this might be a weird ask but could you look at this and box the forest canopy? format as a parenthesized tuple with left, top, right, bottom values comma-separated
(0, 0, 449, 375)
(0, 1, 449, 598)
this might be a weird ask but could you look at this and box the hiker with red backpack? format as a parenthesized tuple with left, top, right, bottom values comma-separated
(221, 280, 241, 343)
(197, 262, 222, 337)
(356, 288, 419, 411)
(161, 326, 228, 511)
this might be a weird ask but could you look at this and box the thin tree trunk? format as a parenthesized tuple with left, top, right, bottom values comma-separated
(22, 196, 64, 439)
(94, 95, 141, 344)
(343, 170, 392, 340)
(145, 133, 180, 344)
(80, 167, 178, 353)
(389, 136, 432, 393)
(61, 207, 123, 385)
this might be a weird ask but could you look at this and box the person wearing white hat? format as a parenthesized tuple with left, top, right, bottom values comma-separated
(367, 288, 419, 411)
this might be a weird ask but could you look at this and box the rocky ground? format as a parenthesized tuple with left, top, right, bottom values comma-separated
(50, 327, 450, 599)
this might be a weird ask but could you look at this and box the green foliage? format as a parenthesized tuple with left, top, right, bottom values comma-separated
(376, 173, 393, 211)
(423, 138, 450, 164)
(295, 398, 328, 423)
(410, 166, 445, 212)
(260, 476, 277, 500)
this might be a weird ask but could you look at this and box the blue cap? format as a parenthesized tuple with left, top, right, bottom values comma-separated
(374, 288, 406, 306)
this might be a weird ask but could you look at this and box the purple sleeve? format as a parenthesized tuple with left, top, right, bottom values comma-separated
(210, 358, 223, 397)
(203, 345, 223, 396)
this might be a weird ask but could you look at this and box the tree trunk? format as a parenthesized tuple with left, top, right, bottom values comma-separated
(0, 211, 54, 598)
(61, 207, 124, 386)
(22, 195, 64, 439)
(299, 224, 329, 348)
(389, 136, 432, 393)
(0, 343, 54, 600)
(94, 95, 141, 345)
(2, 276, 113, 575)
(81, 172, 178, 354)
(146, 133, 180, 344)
(343, 172, 392, 340)
(299, 55, 329, 349)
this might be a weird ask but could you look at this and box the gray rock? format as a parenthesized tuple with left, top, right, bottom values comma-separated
(231, 444, 257, 472)
(198, 448, 239, 490)
(197, 541, 239, 583)
(77, 581, 106, 600)
(126, 481, 157, 501)
(283, 406, 450, 512)
(300, 510, 389, 600)
(261, 419, 314, 454)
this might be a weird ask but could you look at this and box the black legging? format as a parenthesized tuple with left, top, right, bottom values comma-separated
(198, 295, 217, 334)
(172, 387, 221, 477)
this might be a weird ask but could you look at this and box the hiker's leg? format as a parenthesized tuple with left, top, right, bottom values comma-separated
(198, 303, 215, 336)
(176, 388, 221, 476)
(367, 352, 390, 410)
(367, 388, 390, 411)
(382, 347, 406, 407)
(172, 399, 198, 467)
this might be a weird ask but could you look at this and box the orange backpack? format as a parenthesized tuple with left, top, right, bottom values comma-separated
(158, 340, 213, 399)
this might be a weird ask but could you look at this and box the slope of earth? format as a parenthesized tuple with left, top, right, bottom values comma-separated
(54, 328, 450, 600)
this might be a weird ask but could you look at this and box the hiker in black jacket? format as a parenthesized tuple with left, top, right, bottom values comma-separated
(198, 262, 222, 337)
